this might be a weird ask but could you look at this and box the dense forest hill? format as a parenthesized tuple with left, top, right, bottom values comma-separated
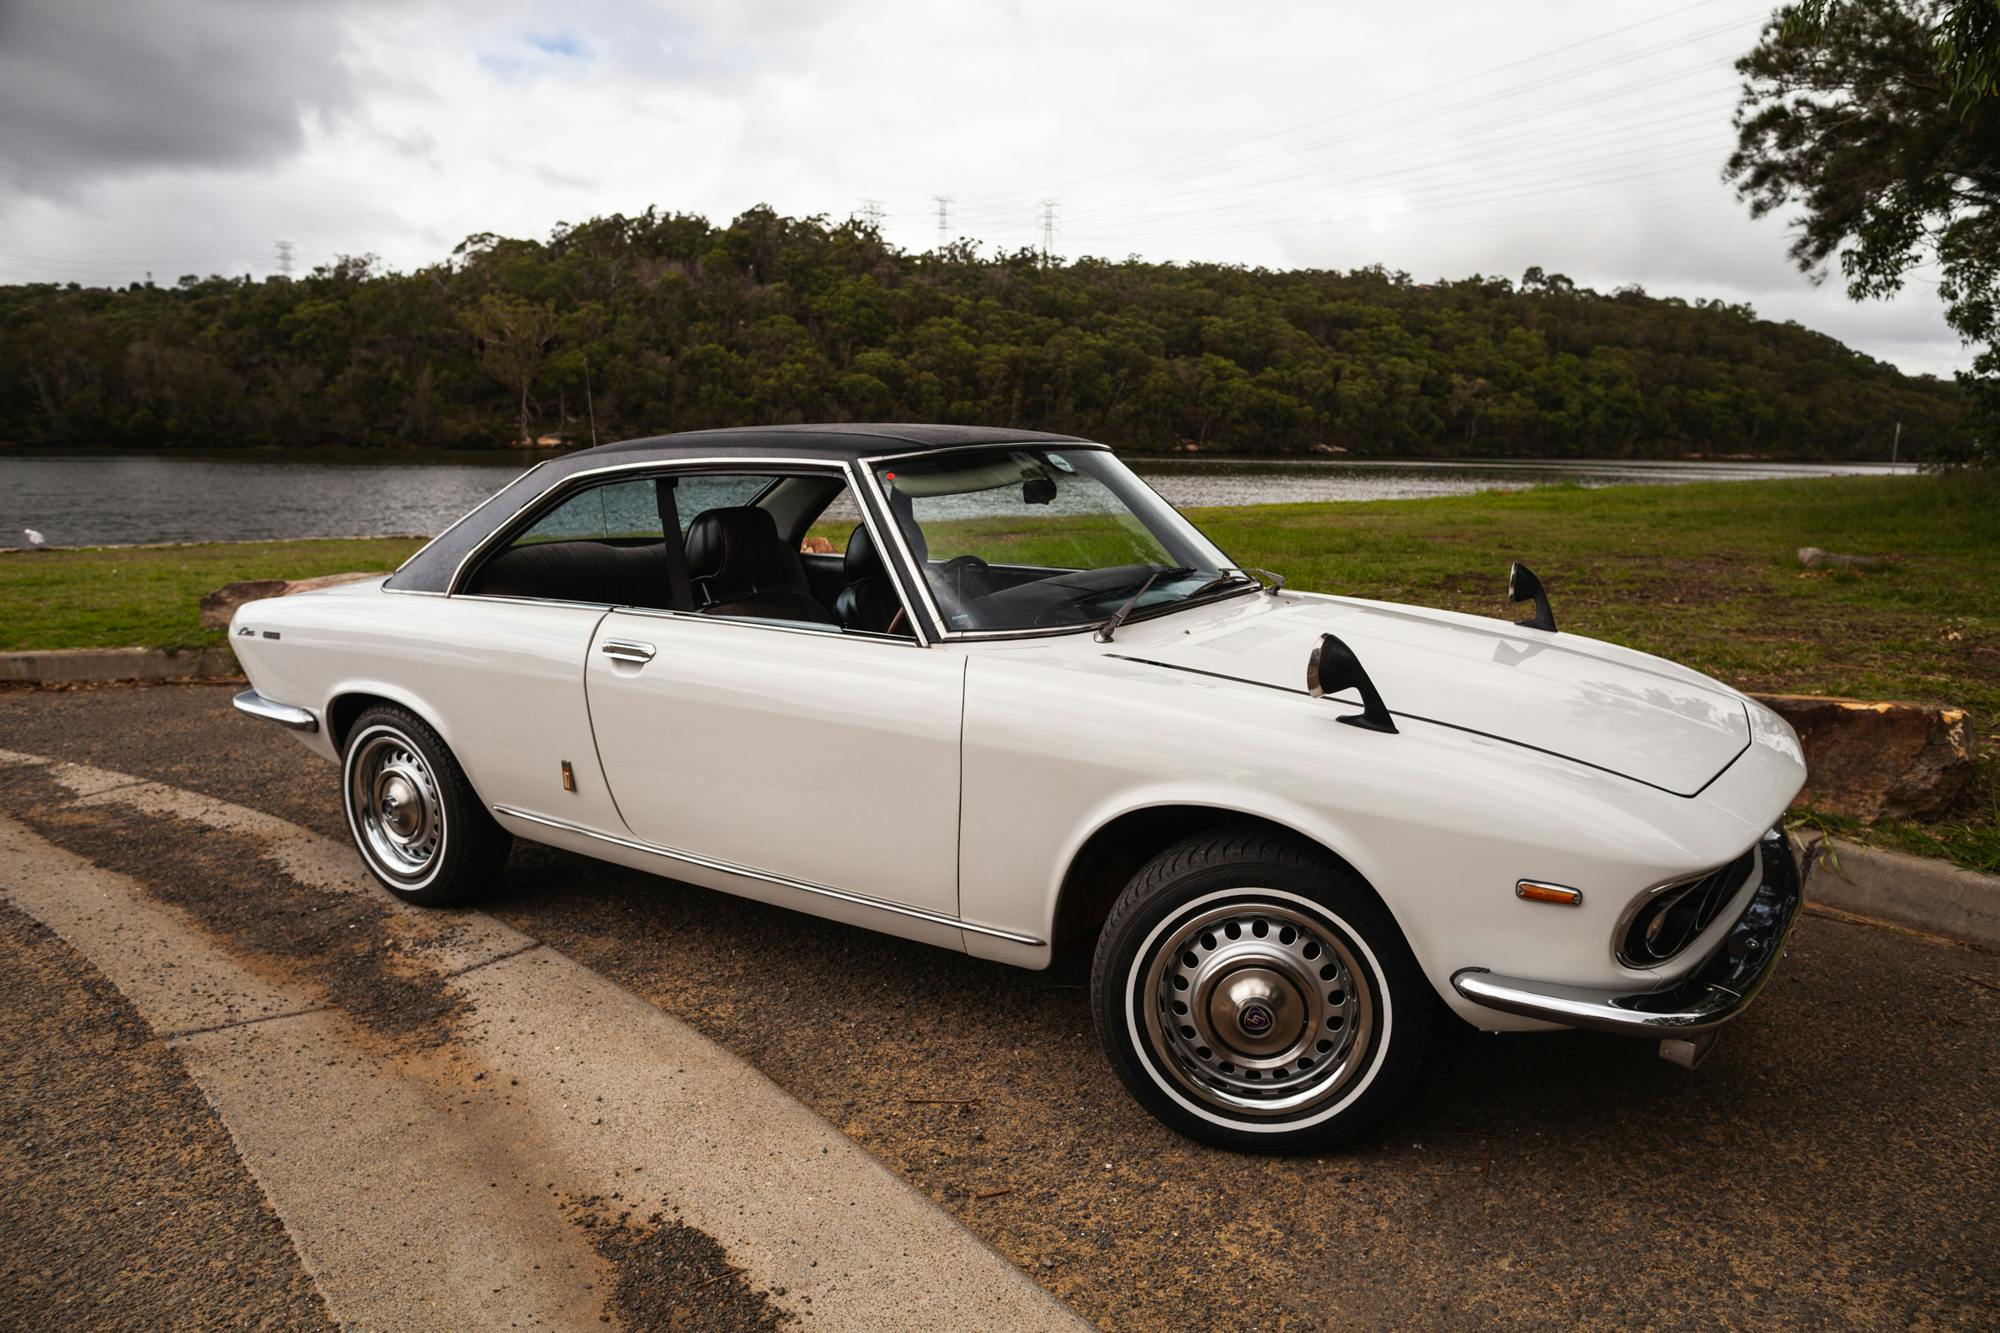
(0, 206, 1966, 458)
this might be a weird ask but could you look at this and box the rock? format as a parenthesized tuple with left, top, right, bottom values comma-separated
(1752, 693, 1977, 821)
(1798, 547, 1889, 570)
(199, 572, 383, 629)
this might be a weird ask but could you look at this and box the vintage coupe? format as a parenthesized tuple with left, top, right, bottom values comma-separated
(231, 425, 1808, 1150)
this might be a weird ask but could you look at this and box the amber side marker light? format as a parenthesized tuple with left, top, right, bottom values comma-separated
(1516, 881, 1583, 907)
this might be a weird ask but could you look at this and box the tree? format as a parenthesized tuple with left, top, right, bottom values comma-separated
(459, 294, 557, 444)
(1728, 2, 2000, 460)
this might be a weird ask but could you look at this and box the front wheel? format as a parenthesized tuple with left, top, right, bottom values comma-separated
(1090, 830, 1432, 1151)
(341, 705, 511, 906)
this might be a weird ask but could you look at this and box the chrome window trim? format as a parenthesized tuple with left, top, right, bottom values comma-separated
(391, 458, 550, 575)
(854, 438, 1107, 466)
(444, 455, 852, 597)
(439, 454, 931, 644)
(491, 804, 1043, 946)
(607, 603, 927, 648)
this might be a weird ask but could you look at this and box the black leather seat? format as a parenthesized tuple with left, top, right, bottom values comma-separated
(834, 524, 903, 634)
(468, 539, 668, 606)
(685, 506, 836, 624)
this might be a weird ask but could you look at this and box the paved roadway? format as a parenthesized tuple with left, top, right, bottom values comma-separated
(1, 684, 1995, 1331)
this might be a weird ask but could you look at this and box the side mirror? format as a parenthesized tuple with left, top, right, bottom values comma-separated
(1306, 633, 1397, 733)
(1023, 476, 1057, 505)
(1508, 560, 1557, 632)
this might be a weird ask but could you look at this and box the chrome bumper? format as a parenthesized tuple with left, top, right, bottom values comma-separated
(1452, 824, 1805, 1037)
(231, 688, 318, 733)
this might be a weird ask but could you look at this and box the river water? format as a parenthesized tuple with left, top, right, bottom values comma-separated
(0, 449, 1911, 549)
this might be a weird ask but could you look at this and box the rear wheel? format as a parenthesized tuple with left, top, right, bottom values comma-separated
(1090, 829, 1432, 1151)
(341, 705, 510, 906)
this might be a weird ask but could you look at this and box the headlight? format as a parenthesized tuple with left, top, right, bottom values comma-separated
(1617, 846, 1757, 967)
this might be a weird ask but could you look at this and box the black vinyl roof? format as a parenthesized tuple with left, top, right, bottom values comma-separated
(385, 423, 1092, 593)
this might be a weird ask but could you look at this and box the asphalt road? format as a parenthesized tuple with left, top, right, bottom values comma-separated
(2, 684, 1996, 1331)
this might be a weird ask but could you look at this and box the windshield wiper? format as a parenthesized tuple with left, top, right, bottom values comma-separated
(1093, 567, 1193, 643)
(1183, 570, 1260, 600)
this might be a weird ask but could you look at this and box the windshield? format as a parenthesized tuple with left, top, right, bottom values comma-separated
(872, 446, 1247, 635)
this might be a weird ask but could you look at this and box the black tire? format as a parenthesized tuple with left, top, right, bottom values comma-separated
(341, 704, 511, 906)
(1090, 828, 1432, 1152)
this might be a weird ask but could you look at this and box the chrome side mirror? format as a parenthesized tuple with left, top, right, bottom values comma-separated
(1306, 633, 1397, 734)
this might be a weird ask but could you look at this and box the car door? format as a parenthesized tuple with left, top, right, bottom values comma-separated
(585, 609, 967, 924)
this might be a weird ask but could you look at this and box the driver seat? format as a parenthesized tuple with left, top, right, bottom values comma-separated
(835, 524, 903, 634)
(685, 506, 835, 625)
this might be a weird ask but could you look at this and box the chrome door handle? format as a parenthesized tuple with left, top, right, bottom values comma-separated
(600, 639, 656, 664)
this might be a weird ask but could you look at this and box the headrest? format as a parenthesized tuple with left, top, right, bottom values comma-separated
(844, 523, 885, 581)
(685, 506, 789, 595)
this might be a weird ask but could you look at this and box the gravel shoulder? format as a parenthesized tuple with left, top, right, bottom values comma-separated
(4, 684, 1998, 1331)
(0, 902, 333, 1333)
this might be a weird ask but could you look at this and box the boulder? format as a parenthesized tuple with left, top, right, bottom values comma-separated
(1751, 693, 1977, 822)
(200, 571, 384, 629)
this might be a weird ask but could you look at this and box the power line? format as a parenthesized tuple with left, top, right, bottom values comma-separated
(955, 0, 1750, 208)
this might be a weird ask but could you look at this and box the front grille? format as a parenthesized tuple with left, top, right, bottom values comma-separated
(1618, 846, 1758, 967)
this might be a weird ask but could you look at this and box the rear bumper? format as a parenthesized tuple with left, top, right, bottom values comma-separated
(1451, 823, 1805, 1036)
(232, 688, 319, 733)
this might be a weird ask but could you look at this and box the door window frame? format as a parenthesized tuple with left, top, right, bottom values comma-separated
(448, 455, 934, 647)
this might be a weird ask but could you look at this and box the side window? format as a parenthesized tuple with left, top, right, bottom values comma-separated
(802, 485, 865, 556)
(466, 478, 670, 606)
(672, 475, 772, 532)
(515, 479, 662, 545)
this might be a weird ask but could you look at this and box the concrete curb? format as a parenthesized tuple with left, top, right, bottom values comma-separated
(0, 645, 241, 684)
(1800, 831, 2000, 949)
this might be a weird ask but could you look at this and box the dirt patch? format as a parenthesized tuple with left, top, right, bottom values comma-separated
(567, 1197, 795, 1332)
(0, 903, 333, 1332)
(0, 762, 464, 1044)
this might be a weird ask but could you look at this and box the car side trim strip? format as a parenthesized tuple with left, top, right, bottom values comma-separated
(489, 804, 1046, 947)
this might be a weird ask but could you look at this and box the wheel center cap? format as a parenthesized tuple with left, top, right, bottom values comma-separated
(1209, 966, 1305, 1057)
(378, 774, 422, 840)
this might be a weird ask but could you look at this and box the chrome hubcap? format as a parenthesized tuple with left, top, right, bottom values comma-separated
(348, 732, 443, 879)
(1140, 898, 1375, 1118)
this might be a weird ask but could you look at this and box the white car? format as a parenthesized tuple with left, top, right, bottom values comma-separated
(231, 425, 1808, 1150)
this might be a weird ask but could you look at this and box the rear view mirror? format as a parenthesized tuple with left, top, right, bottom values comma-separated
(1306, 633, 1397, 733)
(1023, 477, 1057, 505)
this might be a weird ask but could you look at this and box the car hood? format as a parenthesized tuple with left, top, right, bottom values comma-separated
(1115, 593, 1750, 796)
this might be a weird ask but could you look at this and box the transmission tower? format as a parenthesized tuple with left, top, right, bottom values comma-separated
(1038, 200, 1058, 265)
(857, 198, 884, 231)
(274, 239, 295, 277)
(932, 195, 952, 251)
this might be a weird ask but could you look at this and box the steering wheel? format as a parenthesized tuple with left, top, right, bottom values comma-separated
(935, 554, 992, 605)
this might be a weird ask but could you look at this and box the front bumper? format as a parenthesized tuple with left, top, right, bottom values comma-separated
(232, 688, 318, 733)
(1451, 823, 1805, 1037)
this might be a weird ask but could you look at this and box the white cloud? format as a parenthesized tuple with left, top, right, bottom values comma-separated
(0, 0, 1970, 375)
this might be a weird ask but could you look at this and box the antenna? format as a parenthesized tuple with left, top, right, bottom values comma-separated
(1038, 199, 1058, 265)
(932, 195, 952, 251)
(274, 239, 295, 277)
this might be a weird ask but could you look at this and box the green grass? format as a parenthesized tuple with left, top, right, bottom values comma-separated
(8, 474, 1996, 870)
(0, 537, 424, 653)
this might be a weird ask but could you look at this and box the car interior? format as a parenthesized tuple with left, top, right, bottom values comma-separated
(462, 471, 913, 636)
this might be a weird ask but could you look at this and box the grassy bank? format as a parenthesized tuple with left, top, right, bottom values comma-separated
(0, 537, 424, 654)
(4, 474, 1993, 869)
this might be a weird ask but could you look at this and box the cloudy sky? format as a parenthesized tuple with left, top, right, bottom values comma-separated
(0, 0, 1968, 376)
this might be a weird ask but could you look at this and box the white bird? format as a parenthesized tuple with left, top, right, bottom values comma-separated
(23, 529, 45, 548)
